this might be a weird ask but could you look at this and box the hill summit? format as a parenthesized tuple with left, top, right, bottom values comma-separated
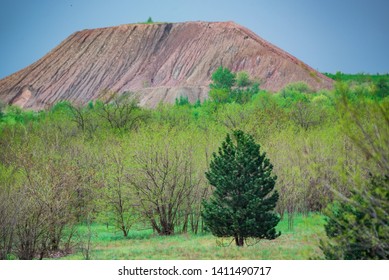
(0, 21, 333, 109)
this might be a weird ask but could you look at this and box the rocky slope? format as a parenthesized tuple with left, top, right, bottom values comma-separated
(0, 21, 333, 109)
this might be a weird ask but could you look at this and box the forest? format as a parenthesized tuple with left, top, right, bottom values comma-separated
(0, 69, 388, 260)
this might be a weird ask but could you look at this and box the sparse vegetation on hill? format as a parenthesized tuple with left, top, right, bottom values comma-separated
(0, 21, 333, 110)
(0, 71, 387, 259)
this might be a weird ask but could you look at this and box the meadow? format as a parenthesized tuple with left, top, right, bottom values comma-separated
(60, 214, 325, 260)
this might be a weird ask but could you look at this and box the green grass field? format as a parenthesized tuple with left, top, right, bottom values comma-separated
(59, 213, 326, 260)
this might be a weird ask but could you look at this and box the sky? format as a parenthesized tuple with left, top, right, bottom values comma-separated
(0, 0, 388, 79)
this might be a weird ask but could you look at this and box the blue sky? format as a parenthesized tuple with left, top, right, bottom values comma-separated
(1, 0, 388, 79)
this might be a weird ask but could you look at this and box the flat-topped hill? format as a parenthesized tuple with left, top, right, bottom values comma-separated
(0, 21, 333, 109)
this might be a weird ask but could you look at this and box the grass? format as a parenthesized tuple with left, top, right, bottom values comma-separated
(58, 213, 326, 260)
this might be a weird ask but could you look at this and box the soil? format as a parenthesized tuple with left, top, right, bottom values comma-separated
(0, 21, 333, 109)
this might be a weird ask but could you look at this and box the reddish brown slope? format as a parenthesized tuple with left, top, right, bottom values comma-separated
(0, 21, 333, 109)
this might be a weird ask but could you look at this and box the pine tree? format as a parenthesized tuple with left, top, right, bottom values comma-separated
(320, 175, 389, 259)
(202, 130, 280, 246)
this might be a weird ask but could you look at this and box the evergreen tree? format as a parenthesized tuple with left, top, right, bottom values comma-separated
(202, 130, 280, 246)
(320, 175, 389, 259)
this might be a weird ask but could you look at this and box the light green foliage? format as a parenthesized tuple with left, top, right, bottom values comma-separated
(277, 82, 310, 107)
(129, 125, 209, 235)
(96, 92, 146, 132)
(1, 72, 388, 259)
(319, 85, 389, 259)
(217, 102, 251, 131)
(0, 116, 93, 259)
(0, 105, 42, 126)
(209, 88, 230, 103)
(330, 73, 389, 101)
(267, 126, 344, 229)
(153, 103, 193, 128)
(289, 100, 327, 130)
(0, 164, 22, 259)
(338, 94, 389, 175)
(96, 139, 139, 237)
(311, 93, 330, 106)
(283, 82, 311, 93)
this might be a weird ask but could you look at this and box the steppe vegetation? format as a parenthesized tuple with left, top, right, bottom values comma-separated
(0, 69, 388, 259)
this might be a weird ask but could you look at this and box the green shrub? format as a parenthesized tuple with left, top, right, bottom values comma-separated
(236, 71, 251, 87)
(320, 175, 389, 259)
(210, 66, 236, 91)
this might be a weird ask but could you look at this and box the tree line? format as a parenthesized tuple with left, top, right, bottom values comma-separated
(0, 68, 388, 259)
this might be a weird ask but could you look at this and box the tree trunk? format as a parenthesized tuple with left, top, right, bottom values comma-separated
(121, 226, 128, 237)
(190, 213, 199, 234)
(235, 235, 244, 246)
(160, 221, 174, 235)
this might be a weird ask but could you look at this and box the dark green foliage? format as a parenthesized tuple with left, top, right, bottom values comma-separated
(194, 99, 202, 108)
(231, 82, 259, 104)
(320, 175, 389, 259)
(376, 77, 389, 99)
(146, 17, 153, 24)
(236, 71, 251, 87)
(175, 96, 190, 106)
(325, 72, 389, 84)
(210, 66, 236, 90)
(202, 130, 280, 246)
(209, 67, 259, 104)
